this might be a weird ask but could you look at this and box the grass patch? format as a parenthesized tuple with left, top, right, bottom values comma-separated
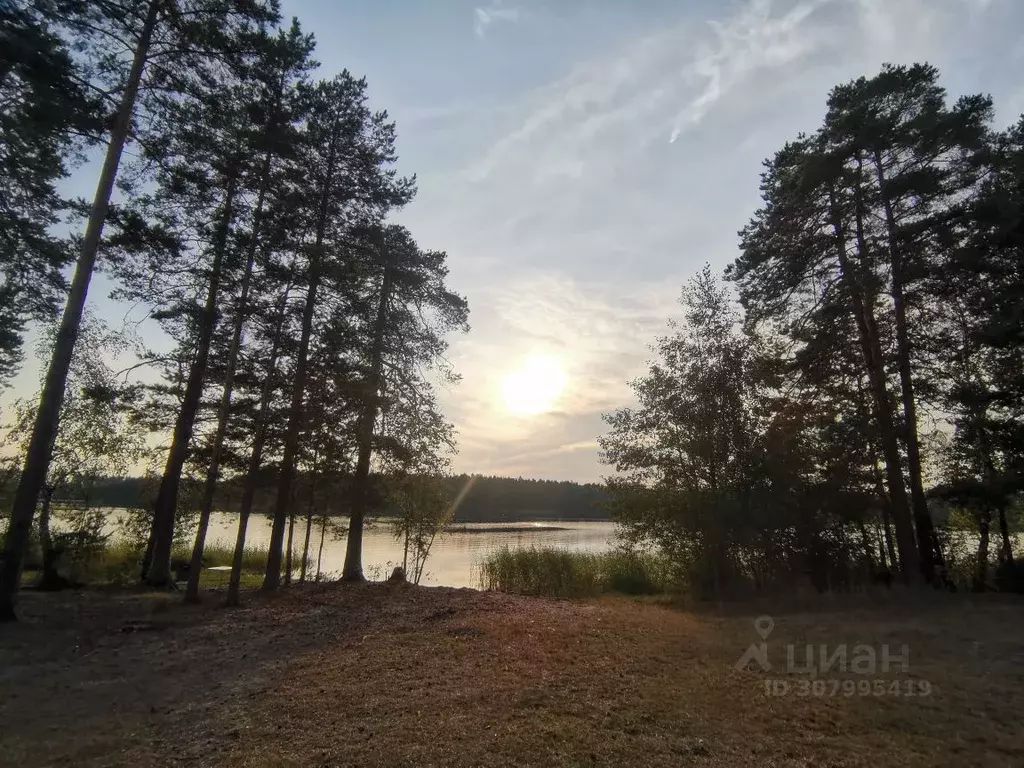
(21, 539, 274, 587)
(478, 546, 675, 598)
(170, 540, 271, 571)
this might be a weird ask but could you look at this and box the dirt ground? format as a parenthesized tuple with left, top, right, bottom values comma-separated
(1, 583, 1023, 767)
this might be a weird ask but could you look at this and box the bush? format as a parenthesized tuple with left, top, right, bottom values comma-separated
(995, 558, 1024, 593)
(604, 550, 669, 595)
(96, 539, 144, 585)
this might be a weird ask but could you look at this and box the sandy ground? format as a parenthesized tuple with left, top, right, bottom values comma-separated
(2, 583, 1023, 767)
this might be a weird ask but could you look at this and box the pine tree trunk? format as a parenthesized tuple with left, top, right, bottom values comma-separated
(975, 511, 991, 592)
(300, 508, 313, 585)
(263, 255, 320, 590)
(871, 460, 899, 570)
(998, 504, 1015, 566)
(146, 171, 238, 588)
(858, 521, 875, 570)
(343, 255, 393, 582)
(872, 150, 940, 580)
(185, 179, 262, 602)
(313, 512, 325, 581)
(299, 462, 317, 584)
(316, 511, 328, 583)
(0, 0, 162, 620)
(874, 522, 888, 569)
(284, 503, 296, 586)
(829, 187, 920, 582)
(37, 488, 66, 590)
(226, 278, 293, 606)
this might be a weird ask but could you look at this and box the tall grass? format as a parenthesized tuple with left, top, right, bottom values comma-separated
(170, 541, 271, 571)
(478, 546, 676, 598)
(57, 539, 273, 585)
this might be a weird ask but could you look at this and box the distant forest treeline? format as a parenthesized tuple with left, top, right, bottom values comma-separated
(72, 475, 610, 523)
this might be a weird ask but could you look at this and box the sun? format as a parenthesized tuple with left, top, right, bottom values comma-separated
(500, 355, 567, 416)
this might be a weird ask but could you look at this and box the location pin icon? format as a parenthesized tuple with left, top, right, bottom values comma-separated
(754, 615, 774, 640)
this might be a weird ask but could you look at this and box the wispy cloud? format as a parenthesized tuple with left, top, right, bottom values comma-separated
(396, 0, 1016, 480)
(462, 0, 836, 181)
(474, 2, 520, 39)
(669, 0, 828, 142)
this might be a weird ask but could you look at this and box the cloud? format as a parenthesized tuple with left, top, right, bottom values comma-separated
(461, 0, 836, 183)
(399, 0, 1022, 480)
(474, 3, 520, 39)
(434, 271, 682, 481)
(670, 0, 828, 142)
(486, 440, 602, 471)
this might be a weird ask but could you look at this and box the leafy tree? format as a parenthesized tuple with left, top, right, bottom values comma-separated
(602, 266, 894, 595)
(1, 318, 143, 589)
(387, 474, 453, 585)
(601, 267, 765, 595)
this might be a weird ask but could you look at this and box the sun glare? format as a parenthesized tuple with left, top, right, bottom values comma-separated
(500, 355, 567, 416)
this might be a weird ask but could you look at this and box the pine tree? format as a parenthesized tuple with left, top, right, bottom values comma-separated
(97, 10, 304, 589)
(261, 73, 414, 590)
(821, 63, 993, 579)
(0, 3, 97, 382)
(0, 0, 165, 620)
(0, 1, 281, 613)
(729, 134, 923, 581)
(934, 116, 1024, 585)
(226, 265, 297, 604)
(183, 20, 315, 601)
(341, 225, 468, 581)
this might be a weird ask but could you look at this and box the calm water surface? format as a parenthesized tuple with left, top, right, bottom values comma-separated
(106, 512, 617, 588)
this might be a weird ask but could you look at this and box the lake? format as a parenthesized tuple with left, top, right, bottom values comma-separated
(107, 512, 618, 588)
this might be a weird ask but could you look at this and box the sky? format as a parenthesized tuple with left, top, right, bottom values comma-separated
(6, 0, 1024, 483)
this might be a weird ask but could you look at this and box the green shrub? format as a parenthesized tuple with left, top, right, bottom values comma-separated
(95, 538, 144, 585)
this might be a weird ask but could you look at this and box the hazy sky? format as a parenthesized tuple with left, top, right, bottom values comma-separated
(6, 0, 1024, 483)
(286, 0, 1021, 482)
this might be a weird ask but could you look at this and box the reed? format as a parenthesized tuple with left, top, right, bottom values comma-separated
(477, 546, 675, 598)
